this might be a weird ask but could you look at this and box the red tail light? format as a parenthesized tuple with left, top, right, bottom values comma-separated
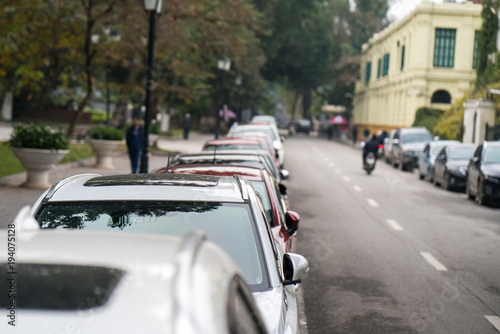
(378, 144, 383, 149)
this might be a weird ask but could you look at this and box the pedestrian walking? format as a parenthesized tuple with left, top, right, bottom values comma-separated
(352, 125, 358, 144)
(126, 115, 142, 173)
(183, 113, 191, 140)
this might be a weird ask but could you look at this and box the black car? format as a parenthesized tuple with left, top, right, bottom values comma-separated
(433, 144, 476, 191)
(466, 141, 500, 205)
(294, 119, 312, 135)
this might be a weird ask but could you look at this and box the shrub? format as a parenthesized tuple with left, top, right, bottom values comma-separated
(412, 107, 444, 134)
(87, 125, 124, 141)
(149, 122, 161, 135)
(9, 123, 69, 150)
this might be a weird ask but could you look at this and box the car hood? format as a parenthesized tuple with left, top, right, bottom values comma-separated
(446, 160, 469, 168)
(481, 164, 500, 177)
(402, 142, 427, 151)
(253, 288, 286, 334)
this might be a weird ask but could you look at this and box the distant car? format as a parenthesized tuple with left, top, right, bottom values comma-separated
(418, 140, 460, 182)
(202, 136, 276, 159)
(4, 207, 269, 334)
(152, 164, 300, 252)
(433, 144, 476, 191)
(391, 127, 432, 171)
(466, 141, 500, 205)
(32, 173, 309, 334)
(228, 124, 285, 167)
(294, 119, 313, 135)
(251, 115, 277, 127)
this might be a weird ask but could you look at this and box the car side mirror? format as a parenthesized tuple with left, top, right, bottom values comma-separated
(285, 210, 300, 234)
(393, 139, 400, 145)
(280, 135, 285, 142)
(280, 169, 289, 180)
(279, 183, 287, 195)
(283, 253, 309, 285)
(471, 156, 479, 165)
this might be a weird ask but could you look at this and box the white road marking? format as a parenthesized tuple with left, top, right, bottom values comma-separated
(485, 316, 500, 332)
(386, 219, 404, 231)
(335, 169, 341, 174)
(420, 252, 448, 271)
(353, 185, 362, 192)
(329, 162, 335, 167)
(367, 199, 379, 208)
(343, 176, 350, 182)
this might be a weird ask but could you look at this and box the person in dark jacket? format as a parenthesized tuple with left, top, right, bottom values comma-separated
(126, 116, 142, 173)
(183, 113, 191, 140)
(363, 134, 379, 165)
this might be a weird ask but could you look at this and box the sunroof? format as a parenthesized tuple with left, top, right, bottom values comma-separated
(0, 263, 124, 310)
(84, 174, 219, 187)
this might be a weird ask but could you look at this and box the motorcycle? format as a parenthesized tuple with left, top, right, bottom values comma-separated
(364, 152, 376, 175)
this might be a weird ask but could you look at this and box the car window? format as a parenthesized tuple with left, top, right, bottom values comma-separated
(36, 201, 269, 291)
(234, 128, 278, 141)
(250, 181, 275, 227)
(483, 147, 500, 164)
(448, 147, 476, 160)
(401, 132, 432, 143)
(431, 145, 446, 156)
(473, 145, 482, 158)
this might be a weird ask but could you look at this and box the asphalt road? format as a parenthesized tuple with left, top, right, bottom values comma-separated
(285, 135, 500, 334)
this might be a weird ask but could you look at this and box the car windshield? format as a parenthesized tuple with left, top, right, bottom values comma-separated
(448, 146, 475, 160)
(234, 128, 277, 141)
(401, 132, 432, 144)
(250, 181, 275, 227)
(483, 147, 500, 165)
(36, 201, 269, 291)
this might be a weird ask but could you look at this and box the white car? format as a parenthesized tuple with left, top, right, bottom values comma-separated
(31, 173, 309, 334)
(251, 115, 278, 127)
(228, 124, 286, 167)
(2, 207, 268, 334)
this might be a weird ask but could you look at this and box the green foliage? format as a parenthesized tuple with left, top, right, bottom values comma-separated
(9, 123, 69, 150)
(412, 107, 445, 134)
(87, 125, 124, 141)
(475, 0, 499, 89)
(149, 122, 161, 135)
(433, 96, 468, 141)
(84, 108, 108, 122)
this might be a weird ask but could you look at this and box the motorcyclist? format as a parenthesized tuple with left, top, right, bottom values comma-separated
(363, 134, 379, 166)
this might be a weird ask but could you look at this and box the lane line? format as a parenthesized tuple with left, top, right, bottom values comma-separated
(420, 252, 448, 271)
(343, 176, 350, 182)
(353, 185, 362, 192)
(329, 162, 335, 167)
(335, 169, 341, 174)
(367, 199, 379, 208)
(386, 219, 404, 231)
(485, 316, 500, 332)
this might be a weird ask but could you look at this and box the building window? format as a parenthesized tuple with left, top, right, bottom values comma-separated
(473, 30, 478, 69)
(377, 58, 381, 78)
(401, 45, 405, 71)
(431, 90, 451, 104)
(383, 53, 390, 76)
(365, 62, 372, 83)
(433, 28, 456, 68)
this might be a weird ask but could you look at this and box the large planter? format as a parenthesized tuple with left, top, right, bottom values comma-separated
(11, 147, 69, 189)
(87, 139, 123, 169)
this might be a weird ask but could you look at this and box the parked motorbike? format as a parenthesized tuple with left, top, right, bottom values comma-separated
(364, 152, 376, 175)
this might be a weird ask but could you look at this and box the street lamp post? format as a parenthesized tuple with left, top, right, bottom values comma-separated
(215, 57, 231, 139)
(235, 74, 243, 123)
(140, 0, 164, 173)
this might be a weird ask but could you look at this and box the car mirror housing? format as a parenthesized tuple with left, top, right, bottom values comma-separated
(280, 169, 290, 180)
(285, 210, 300, 234)
(283, 253, 309, 285)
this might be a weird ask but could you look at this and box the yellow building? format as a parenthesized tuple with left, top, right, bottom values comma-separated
(353, 0, 482, 138)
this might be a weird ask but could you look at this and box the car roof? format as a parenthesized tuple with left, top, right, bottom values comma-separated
(0, 222, 251, 333)
(39, 173, 248, 203)
(398, 127, 430, 133)
(429, 140, 460, 146)
(204, 137, 266, 146)
(483, 141, 500, 148)
(154, 164, 264, 181)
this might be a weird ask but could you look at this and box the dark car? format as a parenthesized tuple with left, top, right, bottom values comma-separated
(418, 140, 460, 182)
(294, 119, 313, 135)
(433, 144, 476, 191)
(391, 127, 432, 171)
(466, 141, 500, 205)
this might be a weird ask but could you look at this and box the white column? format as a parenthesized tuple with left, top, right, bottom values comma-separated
(2, 92, 13, 121)
(462, 99, 478, 144)
(474, 99, 496, 144)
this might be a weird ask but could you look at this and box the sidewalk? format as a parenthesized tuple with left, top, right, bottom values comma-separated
(0, 132, 212, 229)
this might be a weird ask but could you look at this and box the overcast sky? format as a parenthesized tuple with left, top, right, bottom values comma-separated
(387, 0, 468, 21)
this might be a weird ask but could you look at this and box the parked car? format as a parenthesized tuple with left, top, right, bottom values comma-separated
(294, 119, 313, 135)
(228, 124, 285, 167)
(202, 136, 276, 159)
(384, 129, 397, 164)
(151, 164, 299, 252)
(251, 115, 277, 127)
(391, 127, 432, 171)
(466, 141, 500, 205)
(418, 140, 460, 182)
(4, 207, 269, 334)
(433, 144, 476, 190)
(31, 173, 309, 334)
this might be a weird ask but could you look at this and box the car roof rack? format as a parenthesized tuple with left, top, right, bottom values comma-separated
(233, 174, 249, 201)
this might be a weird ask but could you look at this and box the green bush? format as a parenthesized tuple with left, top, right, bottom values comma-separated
(412, 107, 445, 134)
(87, 125, 124, 141)
(149, 122, 161, 135)
(9, 123, 69, 150)
(84, 108, 107, 122)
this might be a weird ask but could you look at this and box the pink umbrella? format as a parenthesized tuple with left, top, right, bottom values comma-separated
(329, 115, 347, 124)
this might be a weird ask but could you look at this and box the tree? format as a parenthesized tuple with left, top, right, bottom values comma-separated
(475, 0, 499, 89)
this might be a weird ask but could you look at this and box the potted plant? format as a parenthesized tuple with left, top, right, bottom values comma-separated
(148, 121, 161, 147)
(9, 123, 69, 189)
(86, 125, 124, 169)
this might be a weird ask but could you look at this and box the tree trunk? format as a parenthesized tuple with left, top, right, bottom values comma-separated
(302, 88, 312, 118)
(291, 91, 299, 120)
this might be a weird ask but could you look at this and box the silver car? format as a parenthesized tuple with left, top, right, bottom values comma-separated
(31, 173, 309, 334)
(2, 207, 268, 333)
